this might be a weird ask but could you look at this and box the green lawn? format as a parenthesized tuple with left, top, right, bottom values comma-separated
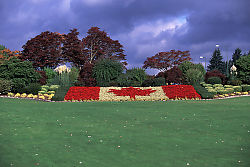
(0, 97, 250, 167)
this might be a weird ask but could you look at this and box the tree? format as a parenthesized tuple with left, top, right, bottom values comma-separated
(232, 48, 242, 65)
(0, 45, 21, 64)
(207, 49, 226, 74)
(126, 67, 147, 86)
(236, 55, 250, 84)
(0, 57, 40, 93)
(20, 31, 64, 69)
(77, 62, 96, 87)
(61, 29, 86, 68)
(143, 50, 191, 71)
(82, 27, 127, 66)
(92, 59, 123, 86)
(165, 66, 183, 84)
(185, 69, 204, 85)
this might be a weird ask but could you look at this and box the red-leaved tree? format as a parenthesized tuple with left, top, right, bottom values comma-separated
(61, 29, 86, 68)
(21, 31, 64, 69)
(82, 27, 127, 66)
(143, 50, 191, 71)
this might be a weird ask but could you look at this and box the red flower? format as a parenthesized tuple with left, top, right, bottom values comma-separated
(108, 87, 156, 100)
(64, 87, 100, 101)
(161, 85, 201, 99)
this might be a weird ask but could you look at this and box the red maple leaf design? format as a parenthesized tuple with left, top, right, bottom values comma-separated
(108, 87, 157, 100)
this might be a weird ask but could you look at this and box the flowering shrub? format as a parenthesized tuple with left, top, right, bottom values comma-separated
(64, 85, 201, 101)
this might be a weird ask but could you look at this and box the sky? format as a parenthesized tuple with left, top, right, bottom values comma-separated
(1, 0, 250, 74)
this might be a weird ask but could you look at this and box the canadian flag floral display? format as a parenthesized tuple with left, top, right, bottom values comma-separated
(64, 85, 201, 101)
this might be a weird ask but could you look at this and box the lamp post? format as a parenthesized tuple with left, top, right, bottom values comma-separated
(200, 56, 206, 71)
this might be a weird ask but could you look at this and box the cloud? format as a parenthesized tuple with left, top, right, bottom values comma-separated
(0, 0, 249, 75)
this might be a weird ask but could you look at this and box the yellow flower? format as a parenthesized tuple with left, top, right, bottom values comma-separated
(38, 96, 45, 100)
(33, 95, 38, 99)
(27, 94, 33, 98)
(8, 92, 14, 97)
(15, 93, 21, 97)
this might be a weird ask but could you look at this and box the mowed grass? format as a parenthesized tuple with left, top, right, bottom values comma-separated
(0, 97, 250, 167)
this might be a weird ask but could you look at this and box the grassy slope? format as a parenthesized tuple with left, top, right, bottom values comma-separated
(0, 97, 250, 167)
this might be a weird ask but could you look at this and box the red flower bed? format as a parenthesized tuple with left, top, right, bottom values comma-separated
(108, 87, 156, 100)
(161, 85, 201, 99)
(64, 87, 100, 101)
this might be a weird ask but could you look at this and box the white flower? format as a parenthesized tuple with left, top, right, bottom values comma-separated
(230, 65, 237, 72)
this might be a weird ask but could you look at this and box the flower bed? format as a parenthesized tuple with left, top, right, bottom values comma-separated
(64, 85, 201, 101)
(161, 85, 201, 99)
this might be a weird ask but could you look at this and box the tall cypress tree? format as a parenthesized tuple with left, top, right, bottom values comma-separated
(207, 48, 226, 74)
(232, 48, 242, 65)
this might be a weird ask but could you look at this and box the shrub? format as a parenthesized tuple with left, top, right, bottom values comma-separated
(142, 77, 166, 87)
(236, 54, 250, 84)
(142, 78, 155, 87)
(126, 67, 147, 86)
(230, 79, 242, 86)
(203, 84, 212, 87)
(11, 78, 27, 93)
(178, 61, 194, 75)
(213, 84, 223, 87)
(192, 83, 216, 99)
(207, 77, 222, 84)
(77, 63, 96, 87)
(217, 89, 227, 95)
(214, 87, 224, 91)
(207, 89, 217, 93)
(205, 70, 226, 84)
(36, 70, 47, 85)
(49, 85, 60, 91)
(153, 77, 166, 86)
(43, 67, 57, 85)
(242, 85, 250, 92)
(185, 68, 204, 85)
(178, 61, 205, 84)
(69, 67, 80, 85)
(0, 79, 12, 94)
(50, 72, 73, 87)
(24, 83, 41, 94)
(116, 73, 131, 87)
(233, 86, 242, 92)
(51, 86, 71, 101)
(224, 85, 233, 88)
(225, 88, 234, 94)
(93, 59, 123, 86)
(41, 88, 48, 92)
(0, 57, 40, 93)
(165, 66, 183, 84)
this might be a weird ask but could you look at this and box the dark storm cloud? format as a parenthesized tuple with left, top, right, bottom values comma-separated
(0, 0, 249, 74)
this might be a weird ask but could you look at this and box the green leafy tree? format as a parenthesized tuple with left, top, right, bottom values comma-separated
(236, 55, 250, 84)
(185, 68, 204, 85)
(92, 59, 123, 86)
(126, 67, 147, 86)
(207, 49, 226, 74)
(178, 61, 205, 84)
(0, 57, 40, 93)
